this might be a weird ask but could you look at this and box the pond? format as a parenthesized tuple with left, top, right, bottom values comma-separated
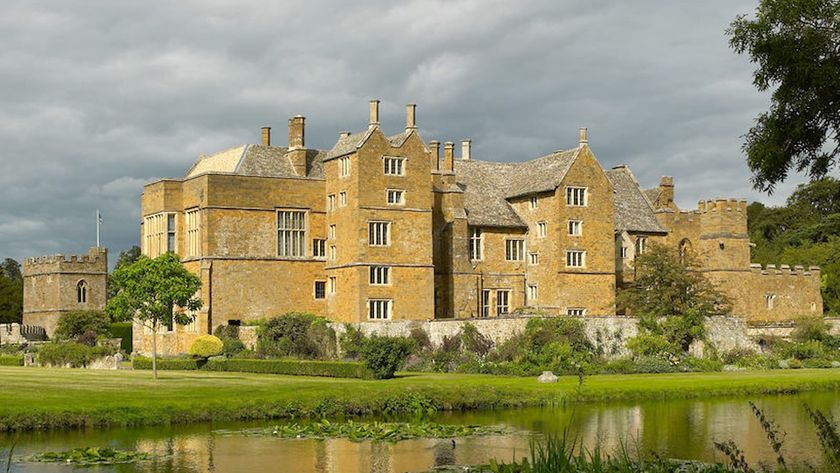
(2, 391, 838, 472)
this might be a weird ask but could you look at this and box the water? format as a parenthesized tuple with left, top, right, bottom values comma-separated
(2, 391, 838, 472)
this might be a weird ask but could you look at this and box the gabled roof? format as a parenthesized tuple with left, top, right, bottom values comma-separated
(642, 187, 661, 205)
(605, 166, 667, 234)
(323, 128, 376, 161)
(504, 148, 580, 199)
(185, 145, 327, 179)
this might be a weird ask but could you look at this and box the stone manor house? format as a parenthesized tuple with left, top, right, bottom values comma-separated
(21, 100, 823, 352)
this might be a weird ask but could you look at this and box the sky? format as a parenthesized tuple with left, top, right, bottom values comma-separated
(0, 0, 807, 268)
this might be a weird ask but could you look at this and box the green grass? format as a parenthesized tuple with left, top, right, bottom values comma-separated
(0, 367, 839, 432)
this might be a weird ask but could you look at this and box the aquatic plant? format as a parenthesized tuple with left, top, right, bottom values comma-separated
(213, 420, 508, 442)
(28, 447, 154, 465)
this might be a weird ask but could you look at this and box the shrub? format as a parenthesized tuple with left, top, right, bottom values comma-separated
(786, 340, 826, 360)
(213, 324, 240, 341)
(54, 310, 110, 341)
(626, 333, 675, 358)
(792, 317, 831, 343)
(257, 313, 336, 359)
(788, 358, 803, 369)
(222, 338, 246, 357)
(360, 335, 415, 379)
(189, 335, 224, 358)
(339, 324, 366, 360)
(461, 323, 493, 356)
(632, 356, 677, 374)
(524, 317, 592, 354)
(408, 326, 432, 352)
(682, 356, 724, 372)
(132, 357, 202, 370)
(38, 342, 114, 368)
(203, 358, 372, 379)
(0, 355, 23, 366)
(107, 322, 132, 352)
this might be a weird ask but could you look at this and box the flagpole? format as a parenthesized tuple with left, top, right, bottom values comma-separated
(96, 209, 101, 248)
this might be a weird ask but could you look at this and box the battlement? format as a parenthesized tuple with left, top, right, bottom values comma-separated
(749, 263, 821, 276)
(697, 198, 748, 213)
(23, 247, 108, 272)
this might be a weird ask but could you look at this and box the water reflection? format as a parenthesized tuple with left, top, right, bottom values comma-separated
(3, 392, 838, 472)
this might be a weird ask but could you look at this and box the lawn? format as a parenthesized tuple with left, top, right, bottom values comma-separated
(1, 366, 839, 432)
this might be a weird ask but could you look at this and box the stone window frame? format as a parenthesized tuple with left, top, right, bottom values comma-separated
(527, 284, 537, 304)
(529, 196, 538, 210)
(327, 194, 336, 211)
(368, 221, 391, 247)
(765, 293, 776, 310)
(621, 246, 629, 259)
(329, 276, 337, 294)
(369, 265, 391, 286)
(276, 209, 308, 259)
(635, 236, 647, 256)
(314, 280, 327, 300)
(537, 221, 547, 238)
(312, 239, 326, 259)
(386, 189, 405, 206)
(367, 299, 392, 320)
(76, 280, 88, 304)
(565, 186, 588, 207)
(339, 191, 347, 207)
(529, 252, 539, 265)
(566, 307, 586, 316)
(383, 156, 406, 176)
(481, 290, 491, 318)
(339, 156, 351, 178)
(565, 249, 586, 268)
(186, 208, 201, 257)
(567, 219, 582, 237)
(505, 239, 525, 261)
(328, 224, 336, 240)
(496, 290, 510, 315)
(469, 227, 484, 261)
(329, 245, 337, 261)
(143, 212, 176, 258)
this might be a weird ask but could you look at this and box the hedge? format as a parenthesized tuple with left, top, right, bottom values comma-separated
(132, 357, 372, 379)
(0, 355, 23, 367)
(108, 323, 132, 353)
(131, 357, 203, 371)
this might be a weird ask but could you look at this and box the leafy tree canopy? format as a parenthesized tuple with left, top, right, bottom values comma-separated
(0, 258, 23, 323)
(728, 0, 840, 192)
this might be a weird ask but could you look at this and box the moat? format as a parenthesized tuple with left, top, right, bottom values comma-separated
(3, 391, 838, 472)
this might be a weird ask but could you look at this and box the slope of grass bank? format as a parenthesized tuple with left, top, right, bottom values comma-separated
(1, 367, 839, 432)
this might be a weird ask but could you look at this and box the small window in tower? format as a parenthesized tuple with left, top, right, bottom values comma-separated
(76, 280, 88, 303)
(766, 293, 776, 310)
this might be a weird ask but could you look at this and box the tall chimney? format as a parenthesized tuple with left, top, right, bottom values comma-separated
(405, 103, 416, 130)
(659, 176, 674, 207)
(288, 116, 305, 150)
(443, 141, 455, 172)
(261, 126, 271, 146)
(369, 99, 380, 127)
(579, 127, 588, 145)
(429, 140, 440, 171)
(461, 139, 471, 160)
(287, 115, 307, 176)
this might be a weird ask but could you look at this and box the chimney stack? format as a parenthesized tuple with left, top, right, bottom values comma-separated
(369, 99, 380, 127)
(288, 116, 305, 150)
(261, 126, 271, 146)
(287, 115, 307, 176)
(405, 103, 417, 130)
(443, 141, 455, 172)
(579, 127, 588, 146)
(339, 131, 351, 139)
(659, 176, 674, 206)
(429, 140, 440, 171)
(461, 139, 471, 160)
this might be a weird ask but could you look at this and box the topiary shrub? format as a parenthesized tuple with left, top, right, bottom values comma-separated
(189, 335, 224, 358)
(54, 310, 111, 341)
(360, 335, 415, 379)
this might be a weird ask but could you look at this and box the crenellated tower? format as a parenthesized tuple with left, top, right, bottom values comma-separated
(22, 247, 108, 337)
(696, 198, 750, 271)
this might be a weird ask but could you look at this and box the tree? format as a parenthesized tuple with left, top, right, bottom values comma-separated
(617, 244, 731, 353)
(106, 253, 201, 378)
(728, 0, 840, 192)
(0, 258, 22, 323)
(108, 246, 142, 300)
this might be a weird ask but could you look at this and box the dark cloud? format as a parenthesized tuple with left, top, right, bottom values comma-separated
(0, 0, 803, 266)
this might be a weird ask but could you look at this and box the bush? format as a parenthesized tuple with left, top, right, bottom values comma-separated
(132, 357, 202, 370)
(107, 322, 132, 352)
(0, 355, 23, 366)
(682, 356, 724, 372)
(792, 317, 831, 343)
(76, 330, 98, 347)
(339, 324, 366, 360)
(632, 356, 677, 374)
(54, 310, 110, 341)
(213, 324, 240, 341)
(222, 338, 246, 357)
(203, 358, 372, 378)
(360, 336, 415, 379)
(257, 313, 336, 359)
(786, 340, 826, 360)
(409, 326, 432, 352)
(626, 333, 676, 358)
(189, 335, 224, 358)
(461, 323, 493, 356)
(38, 342, 115, 368)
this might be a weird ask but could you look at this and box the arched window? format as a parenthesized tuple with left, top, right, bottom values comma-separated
(77, 280, 88, 303)
(678, 239, 693, 264)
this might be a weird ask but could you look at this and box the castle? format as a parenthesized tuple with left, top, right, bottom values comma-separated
(20, 100, 823, 352)
(128, 100, 822, 353)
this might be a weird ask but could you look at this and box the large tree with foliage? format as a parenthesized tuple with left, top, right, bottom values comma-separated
(618, 244, 731, 353)
(728, 0, 840, 192)
(106, 253, 201, 378)
(0, 258, 23, 323)
(107, 246, 141, 300)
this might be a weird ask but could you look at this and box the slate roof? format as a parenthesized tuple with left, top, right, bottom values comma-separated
(186, 144, 327, 179)
(605, 166, 667, 234)
(642, 187, 661, 205)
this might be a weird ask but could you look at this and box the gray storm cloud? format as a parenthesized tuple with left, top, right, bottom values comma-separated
(0, 0, 804, 266)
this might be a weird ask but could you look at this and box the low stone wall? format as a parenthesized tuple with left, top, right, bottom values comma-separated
(0, 323, 46, 344)
(743, 317, 840, 340)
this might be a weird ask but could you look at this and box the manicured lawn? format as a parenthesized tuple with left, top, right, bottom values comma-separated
(1, 366, 839, 432)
